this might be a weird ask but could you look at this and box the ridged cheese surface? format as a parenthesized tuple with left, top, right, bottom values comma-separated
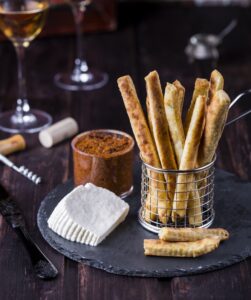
(48, 183, 129, 246)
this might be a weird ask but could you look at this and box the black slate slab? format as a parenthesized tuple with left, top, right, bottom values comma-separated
(37, 166, 251, 278)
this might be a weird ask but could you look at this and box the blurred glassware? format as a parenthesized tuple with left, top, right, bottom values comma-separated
(185, 19, 237, 73)
(0, 0, 52, 133)
(54, 0, 108, 91)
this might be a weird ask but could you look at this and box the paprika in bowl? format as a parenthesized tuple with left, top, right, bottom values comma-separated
(71, 129, 134, 198)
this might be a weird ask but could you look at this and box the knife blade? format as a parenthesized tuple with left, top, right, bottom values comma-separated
(0, 185, 58, 280)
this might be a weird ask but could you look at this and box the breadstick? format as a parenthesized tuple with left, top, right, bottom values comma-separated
(198, 90, 230, 167)
(184, 79, 209, 134)
(145, 96, 162, 222)
(146, 97, 153, 138)
(145, 71, 177, 220)
(208, 69, 224, 105)
(118, 75, 159, 166)
(172, 95, 206, 221)
(195, 71, 223, 208)
(195, 84, 227, 224)
(187, 188, 203, 226)
(117, 75, 167, 223)
(173, 80, 185, 117)
(159, 227, 229, 242)
(144, 237, 220, 257)
(145, 71, 177, 171)
(164, 82, 185, 166)
(164, 82, 202, 225)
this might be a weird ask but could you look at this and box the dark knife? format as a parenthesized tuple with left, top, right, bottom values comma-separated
(0, 185, 58, 280)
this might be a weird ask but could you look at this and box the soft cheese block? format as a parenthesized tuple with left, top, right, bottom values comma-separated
(48, 183, 129, 246)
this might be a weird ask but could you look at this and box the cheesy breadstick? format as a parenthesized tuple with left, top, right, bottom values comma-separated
(184, 79, 209, 134)
(159, 227, 229, 242)
(172, 95, 206, 220)
(208, 69, 224, 105)
(118, 75, 159, 165)
(117, 75, 167, 223)
(145, 71, 177, 221)
(146, 96, 154, 138)
(187, 188, 203, 226)
(164, 82, 185, 166)
(164, 83, 203, 225)
(195, 71, 224, 209)
(144, 237, 220, 257)
(173, 80, 185, 117)
(145, 71, 177, 171)
(145, 96, 161, 222)
(191, 74, 224, 224)
(198, 90, 230, 167)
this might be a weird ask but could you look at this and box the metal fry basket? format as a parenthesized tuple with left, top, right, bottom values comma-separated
(138, 157, 216, 234)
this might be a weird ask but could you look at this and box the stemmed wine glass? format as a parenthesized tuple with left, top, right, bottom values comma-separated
(0, 0, 52, 133)
(54, 0, 108, 91)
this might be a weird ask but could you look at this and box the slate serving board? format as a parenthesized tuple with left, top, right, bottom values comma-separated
(37, 165, 251, 278)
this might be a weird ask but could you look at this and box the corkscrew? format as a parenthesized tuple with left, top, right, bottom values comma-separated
(0, 154, 42, 184)
(0, 135, 42, 185)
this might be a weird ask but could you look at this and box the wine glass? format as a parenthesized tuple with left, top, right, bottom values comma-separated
(54, 0, 108, 91)
(0, 0, 52, 133)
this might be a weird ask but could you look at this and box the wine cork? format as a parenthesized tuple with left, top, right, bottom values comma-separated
(0, 135, 26, 155)
(39, 117, 79, 148)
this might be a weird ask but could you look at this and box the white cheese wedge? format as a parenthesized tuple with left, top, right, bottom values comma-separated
(47, 183, 129, 246)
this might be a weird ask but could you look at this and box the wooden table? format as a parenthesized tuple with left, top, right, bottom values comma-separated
(0, 3, 251, 299)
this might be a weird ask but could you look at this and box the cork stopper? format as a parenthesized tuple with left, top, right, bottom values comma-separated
(39, 117, 79, 148)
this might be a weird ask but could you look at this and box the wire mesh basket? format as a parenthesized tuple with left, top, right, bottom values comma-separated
(138, 157, 216, 233)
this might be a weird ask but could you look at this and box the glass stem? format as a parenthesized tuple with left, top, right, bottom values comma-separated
(72, 4, 88, 73)
(14, 44, 31, 118)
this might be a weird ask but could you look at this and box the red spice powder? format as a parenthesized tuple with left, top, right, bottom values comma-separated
(75, 131, 132, 158)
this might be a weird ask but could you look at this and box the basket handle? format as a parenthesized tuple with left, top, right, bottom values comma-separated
(226, 89, 251, 126)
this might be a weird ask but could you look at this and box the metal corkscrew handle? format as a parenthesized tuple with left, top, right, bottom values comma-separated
(0, 154, 42, 185)
(16, 165, 41, 184)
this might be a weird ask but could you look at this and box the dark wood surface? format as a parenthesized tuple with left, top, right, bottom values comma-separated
(0, 3, 251, 300)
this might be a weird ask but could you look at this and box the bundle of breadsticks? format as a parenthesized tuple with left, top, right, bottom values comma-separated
(144, 227, 229, 257)
(117, 69, 230, 226)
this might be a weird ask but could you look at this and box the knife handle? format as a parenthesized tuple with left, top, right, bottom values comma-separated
(15, 226, 58, 280)
(0, 135, 26, 156)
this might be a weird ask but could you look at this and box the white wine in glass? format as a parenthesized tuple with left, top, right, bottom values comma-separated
(0, 0, 52, 133)
(54, 0, 108, 91)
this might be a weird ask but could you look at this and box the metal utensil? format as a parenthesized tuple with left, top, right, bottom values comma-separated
(185, 19, 238, 62)
(0, 185, 58, 280)
(0, 153, 42, 184)
(226, 89, 251, 126)
(217, 19, 238, 42)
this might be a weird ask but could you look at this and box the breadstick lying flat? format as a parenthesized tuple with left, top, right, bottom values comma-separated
(159, 227, 229, 242)
(173, 80, 185, 117)
(117, 75, 167, 223)
(144, 237, 220, 257)
(208, 69, 224, 105)
(164, 82, 185, 166)
(198, 90, 230, 167)
(184, 79, 209, 134)
(172, 95, 206, 221)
